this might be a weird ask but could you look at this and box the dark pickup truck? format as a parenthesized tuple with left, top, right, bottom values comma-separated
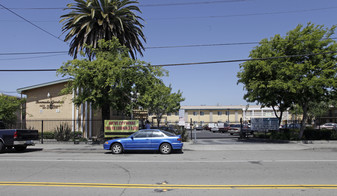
(0, 121, 39, 152)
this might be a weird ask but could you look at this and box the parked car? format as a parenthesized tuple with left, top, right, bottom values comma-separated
(320, 123, 337, 130)
(280, 123, 301, 129)
(218, 123, 230, 133)
(228, 124, 252, 135)
(228, 124, 241, 135)
(196, 126, 204, 130)
(103, 129, 183, 154)
(0, 121, 39, 152)
(211, 126, 220, 133)
(204, 125, 211, 131)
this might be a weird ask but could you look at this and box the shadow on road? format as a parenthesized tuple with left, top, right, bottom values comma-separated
(0, 148, 43, 154)
(104, 150, 184, 155)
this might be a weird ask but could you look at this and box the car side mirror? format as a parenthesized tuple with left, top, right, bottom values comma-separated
(131, 136, 134, 140)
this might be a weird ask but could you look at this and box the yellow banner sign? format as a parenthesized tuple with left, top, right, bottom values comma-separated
(104, 120, 139, 138)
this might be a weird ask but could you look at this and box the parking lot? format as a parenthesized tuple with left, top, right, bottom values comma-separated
(188, 129, 247, 139)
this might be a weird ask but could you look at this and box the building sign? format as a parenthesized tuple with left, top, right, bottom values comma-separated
(104, 120, 139, 138)
(179, 109, 185, 126)
(36, 100, 64, 109)
(250, 118, 279, 132)
(132, 109, 148, 119)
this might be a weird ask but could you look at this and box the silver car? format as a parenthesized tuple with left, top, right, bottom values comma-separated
(320, 123, 337, 130)
(228, 124, 241, 135)
(211, 126, 220, 133)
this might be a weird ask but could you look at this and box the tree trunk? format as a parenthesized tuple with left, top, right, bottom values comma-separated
(156, 114, 163, 127)
(100, 105, 110, 135)
(299, 103, 308, 139)
(272, 106, 283, 126)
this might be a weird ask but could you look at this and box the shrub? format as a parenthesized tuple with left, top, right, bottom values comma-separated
(176, 127, 189, 142)
(254, 132, 271, 139)
(39, 132, 54, 139)
(54, 123, 72, 141)
(70, 131, 83, 140)
(303, 128, 333, 140)
(270, 130, 290, 140)
(253, 128, 337, 140)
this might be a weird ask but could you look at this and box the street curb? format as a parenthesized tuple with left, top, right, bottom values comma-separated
(32, 140, 337, 152)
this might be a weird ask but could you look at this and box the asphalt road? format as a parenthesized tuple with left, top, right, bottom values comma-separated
(0, 143, 337, 196)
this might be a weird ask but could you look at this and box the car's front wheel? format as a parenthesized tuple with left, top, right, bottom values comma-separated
(159, 143, 172, 154)
(111, 143, 123, 154)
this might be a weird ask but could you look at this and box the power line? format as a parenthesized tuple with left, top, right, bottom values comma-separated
(2, 6, 337, 21)
(145, 42, 259, 49)
(0, 90, 18, 94)
(0, 51, 336, 71)
(148, 6, 337, 20)
(0, 3, 64, 43)
(0, 54, 66, 61)
(0, 51, 67, 56)
(139, 0, 246, 7)
(153, 51, 337, 67)
(1, 36, 336, 57)
(0, 0, 246, 10)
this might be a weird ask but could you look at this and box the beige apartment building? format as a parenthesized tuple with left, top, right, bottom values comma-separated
(152, 105, 293, 128)
(17, 79, 298, 138)
(17, 78, 104, 138)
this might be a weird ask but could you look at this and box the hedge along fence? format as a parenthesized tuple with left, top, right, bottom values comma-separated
(302, 128, 337, 140)
(254, 128, 337, 140)
(38, 122, 87, 142)
(39, 131, 87, 141)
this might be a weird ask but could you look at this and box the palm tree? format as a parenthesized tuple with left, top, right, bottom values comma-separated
(60, 0, 145, 59)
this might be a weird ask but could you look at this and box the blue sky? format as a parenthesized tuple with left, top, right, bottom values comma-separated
(0, 0, 336, 106)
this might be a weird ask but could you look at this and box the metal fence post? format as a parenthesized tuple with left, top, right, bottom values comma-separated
(190, 118, 193, 140)
(41, 120, 44, 144)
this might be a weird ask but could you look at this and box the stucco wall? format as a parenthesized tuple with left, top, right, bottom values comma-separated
(24, 83, 73, 120)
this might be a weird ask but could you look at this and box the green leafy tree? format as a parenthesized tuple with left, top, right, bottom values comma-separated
(0, 94, 23, 126)
(238, 23, 337, 139)
(60, 0, 145, 59)
(140, 83, 185, 127)
(57, 38, 165, 132)
(291, 100, 337, 127)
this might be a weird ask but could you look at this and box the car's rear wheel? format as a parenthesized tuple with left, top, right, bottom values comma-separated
(14, 145, 27, 152)
(159, 143, 172, 154)
(0, 142, 4, 153)
(111, 143, 123, 154)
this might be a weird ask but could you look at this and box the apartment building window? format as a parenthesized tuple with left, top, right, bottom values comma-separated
(193, 112, 197, 116)
(218, 111, 222, 116)
(200, 111, 204, 116)
(175, 112, 179, 116)
(167, 112, 172, 116)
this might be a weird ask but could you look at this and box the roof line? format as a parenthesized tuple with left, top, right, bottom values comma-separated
(17, 78, 73, 94)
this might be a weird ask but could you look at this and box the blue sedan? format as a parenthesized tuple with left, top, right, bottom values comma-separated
(103, 129, 183, 154)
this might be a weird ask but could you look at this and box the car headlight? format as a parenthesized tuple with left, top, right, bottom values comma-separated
(105, 142, 109, 144)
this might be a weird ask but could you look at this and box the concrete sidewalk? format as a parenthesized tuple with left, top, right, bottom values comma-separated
(33, 139, 337, 151)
